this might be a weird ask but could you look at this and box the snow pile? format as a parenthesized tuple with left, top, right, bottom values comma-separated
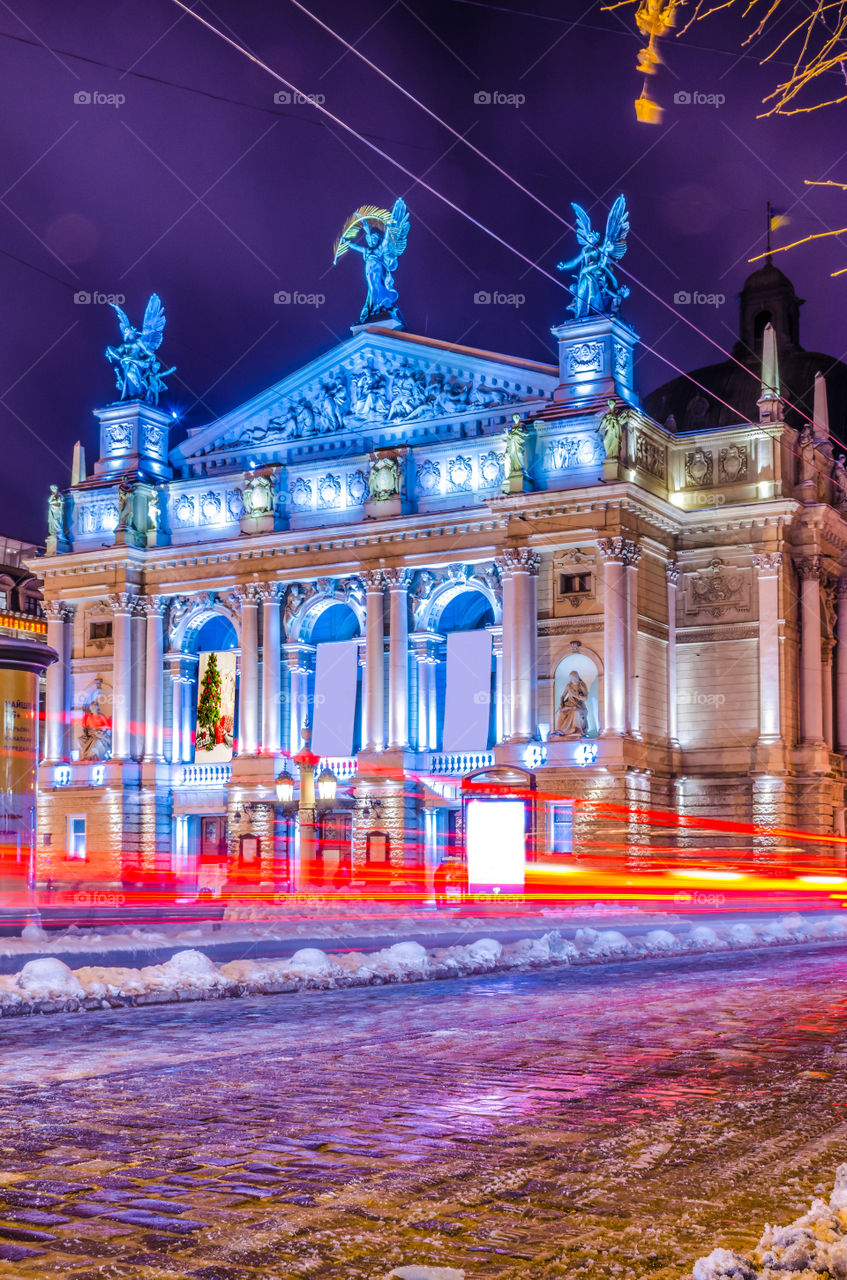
(16, 957, 85, 1000)
(2, 911, 847, 1018)
(692, 1164, 847, 1278)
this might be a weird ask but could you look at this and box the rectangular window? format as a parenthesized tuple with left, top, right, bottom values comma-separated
(67, 815, 86, 860)
(559, 572, 592, 597)
(89, 621, 112, 641)
(550, 803, 574, 855)
(0, 590, 8, 611)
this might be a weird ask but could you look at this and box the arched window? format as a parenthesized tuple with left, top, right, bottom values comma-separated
(192, 614, 238, 652)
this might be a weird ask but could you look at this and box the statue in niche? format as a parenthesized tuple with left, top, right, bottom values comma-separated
(147, 488, 160, 531)
(503, 414, 528, 479)
(116, 481, 135, 531)
(551, 671, 589, 738)
(555, 194, 630, 319)
(240, 472, 273, 517)
(47, 485, 64, 538)
(79, 683, 112, 761)
(105, 294, 175, 405)
(597, 398, 629, 461)
(332, 199, 410, 327)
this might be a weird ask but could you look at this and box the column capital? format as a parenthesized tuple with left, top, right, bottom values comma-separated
(107, 591, 136, 615)
(822, 637, 836, 661)
(42, 599, 74, 621)
(665, 561, 680, 585)
(137, 593, 169, 616)
(383, 567, 412, 590)
(597, 536, 640, 565)
(364, 568, 385, 591)
(795, 554, 825, 582)
(496, 548, 541, 576)
(752, 552, 784, 574)
(256, 581, 284, 603)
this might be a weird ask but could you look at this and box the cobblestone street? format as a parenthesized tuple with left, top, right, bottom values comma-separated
(2, 943, 847, 1278)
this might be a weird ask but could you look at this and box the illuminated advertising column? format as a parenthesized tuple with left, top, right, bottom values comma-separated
(0, 636, 57, 912)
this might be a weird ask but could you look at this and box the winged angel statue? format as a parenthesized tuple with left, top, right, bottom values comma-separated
(556, 195, 630, 320)
(333, 199, 410, 328)
(106, 294, 176, 405)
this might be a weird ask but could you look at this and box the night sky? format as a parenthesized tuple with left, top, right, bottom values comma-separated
(2, 0, 846, 540)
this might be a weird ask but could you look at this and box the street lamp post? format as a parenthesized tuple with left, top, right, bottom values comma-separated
(274, 729, 338, 891)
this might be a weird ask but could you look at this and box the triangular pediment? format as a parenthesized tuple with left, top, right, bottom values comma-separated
(170, 327, 558, 468)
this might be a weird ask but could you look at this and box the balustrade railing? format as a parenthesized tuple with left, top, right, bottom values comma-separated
(428, 751, 495, 776)
(177, 762, 232, 786)
(318, 757, 357, 781)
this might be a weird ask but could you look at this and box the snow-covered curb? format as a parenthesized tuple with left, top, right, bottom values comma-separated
(0, 912, 845, 1018)
(694, 1164, 847, 1278)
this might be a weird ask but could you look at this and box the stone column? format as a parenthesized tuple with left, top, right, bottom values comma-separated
(823, 638, 835, 750)
(410, 632, 443, 752)
(624, 542, 642, 738)
(498, 563, 514, 741)
(169, 667, 185, 765)
(238, 584, 261, 756)
(501, 549, 540, 742)
(282, 643, 315, 754)
(42, 601, 72, 762)
(837, 578, 847, 753)
(597, 538, 630, 735)
(108, 591, 135, 760)
(363, 570, 385, 751)
(259, 583, 282, 755)
(665, 563, 680, 747)
(142, 595, 167, 761)
(181, 657, 198, 761)
(488, 624, 504, 744)
(385, 568, 411, 750)
(796, 555, 825, 745)
(753, 553, 783, 743)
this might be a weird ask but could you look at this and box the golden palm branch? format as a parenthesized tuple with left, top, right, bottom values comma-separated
(332, 205, 391, 263)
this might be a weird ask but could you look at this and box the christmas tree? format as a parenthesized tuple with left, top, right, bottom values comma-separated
(196, 651, 222, 750)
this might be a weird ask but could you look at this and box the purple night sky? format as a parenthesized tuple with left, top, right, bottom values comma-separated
(1, 0, 845, 539)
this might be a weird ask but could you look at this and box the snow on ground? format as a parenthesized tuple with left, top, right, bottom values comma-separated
(693, 1164, 847, 1278)
(0, 912, 845, 1018)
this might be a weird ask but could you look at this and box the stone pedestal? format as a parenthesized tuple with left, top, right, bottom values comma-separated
(45, 535, 70, 556)
(550, 314, 639, 408)
(93, 401, 172, 481)
(364, 495, 403, 520)
(114, 528, 144, 549)
(240, 513, 275, 536)
(501, 471, 528, 495)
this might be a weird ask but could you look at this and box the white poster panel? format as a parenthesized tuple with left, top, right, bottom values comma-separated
(311, 640, 358, 758)
(442, 629, 492, 753)
(466, 798, 526, 893)
(195, 650, 236, 763)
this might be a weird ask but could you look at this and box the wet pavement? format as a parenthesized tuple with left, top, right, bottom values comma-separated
(2, 943, 847, 1278)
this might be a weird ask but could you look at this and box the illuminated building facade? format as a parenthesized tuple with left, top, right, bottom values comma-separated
(34, 264, 847, 890)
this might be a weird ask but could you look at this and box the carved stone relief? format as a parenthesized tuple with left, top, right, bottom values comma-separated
(684, 558, 751, 618)
(685, 447, 713, 488)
